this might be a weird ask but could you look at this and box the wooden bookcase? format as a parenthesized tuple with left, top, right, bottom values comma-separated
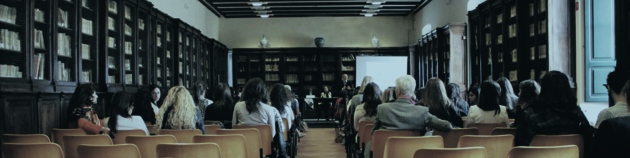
(416, 24, 466, 88)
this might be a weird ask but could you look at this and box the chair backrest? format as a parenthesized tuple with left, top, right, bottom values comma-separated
(77, 144, 141, 158)
(462, 117, 467, 123)
(159, 129, 202, 143)
(458, 135, 514, 158)
(63, 135, 113, 158)
(194, 134, 248, 158)
(205, 120, 221, 125)
(361, 124, 375, 148)
(282, 118, 289, 140)
(205, 125, 223, 135)
(146, 125, 159, 135)
(357, 120, 375, 147)
(491, 127, 517, 136)
(156, 143, 221, 158)
(383, 136, 443, 158)
(111, 129, 146, 144)
(216, 129, 262, 158)
(508, 145, 579, 158)
(509, 119, 515, 123)
(413, 147, 487, 158)
(2, 143, 64, 158)
(125, 135, 177, 158)
(2, 134, 51, 143)
(51, 128, 88, 151)
(433, 128, 479, 148)
(467, 123, 507, 135)
(144, 122, 152, 126)
(370, 130, 421, 158)
(530, 134, 584, 158)
(358, 120, 375, 135)
(232, 124, 272, 156)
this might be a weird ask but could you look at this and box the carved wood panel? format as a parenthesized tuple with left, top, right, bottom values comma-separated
(3, 98, 37, 134)
(39, 98, 60, 137)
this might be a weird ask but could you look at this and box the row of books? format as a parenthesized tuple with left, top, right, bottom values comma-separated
(341, 65, 355, 71)
(57, 9, 69, 28)
(82, 18, 93, 35)
(108, 0, 117, 14)
(34, 29, 45, 49)
(124, 41, 132, 54)
(139, 19, 145, 30)
(82, 0, 91, 9)
(1, 29, 22, 51)
(57, 33, 71, 57)
(108, 17, 115, 31)
(82, 70, 92, 82)
(125, 74, 132, 84)
(125, 59, 131, 71)
(0, 5, 17, 24)
(108, 37, 116, 48)
(265, 64, 279, 71)
(124, 24, 131, 36)
(35, 9, 45, 23)
(33, 53, 46, 80)
(58, 61, 71, 81)
(265, 74, 279, 82)
(342, 54, 356, 61)
(0, 64, 22, 78)
(82, 44, 90, 59)
(285, 74, 299, 84)
(322, 73, 334, 81)
(108, 56, 116, 69)
(124, 6, 131, 20)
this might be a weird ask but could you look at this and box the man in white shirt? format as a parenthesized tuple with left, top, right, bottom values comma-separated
(595, 69, 630, 128)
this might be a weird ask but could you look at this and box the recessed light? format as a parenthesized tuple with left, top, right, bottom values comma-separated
(372, 2, 382, 5)
(251, 2, 263, 6)
(260, 14, 270, 18)
(364, 13, 373, 17)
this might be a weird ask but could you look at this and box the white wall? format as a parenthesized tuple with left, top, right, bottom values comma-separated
(148, 0, 220, 39)
(412, 0, 474, 40)
(218, 17, 411, 48)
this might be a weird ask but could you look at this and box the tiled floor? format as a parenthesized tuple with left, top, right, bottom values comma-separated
(296, 128, 346, 158)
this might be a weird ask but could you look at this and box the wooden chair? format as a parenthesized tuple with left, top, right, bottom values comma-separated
(413, 147, 487, 158)
(159, 129, 202, 143)
(370, 130, 421, 158)
(508, 145, 579, 158)
(205, 125, 223, 135)
(491, 127, 517, 136)
(466, 123, 508, 135)
(462, 117, 467, 123)
(144, 122, 152, 126)
(509, 119, 515, 123)
(383, 136, 443, 158)
(2, 143, 64, 158)
(458, 135, 514, 158)
(63, 135, 113, 158)
(2, 134, 51, 143)
(360, 124, 375, 153)
(205, 120, 221, 125)
(530, 134, 584, 158)
(433, 128, 479, 148)
(125, 135, 177, 158)
(77, 144, 141, 158)
(232, 125, 272, 157)
(51, 128, 88, 151)
(282, 118, 289, 140)
(156, 143, 222, 158)
(111, 129, 146, 144)
(146, 125, 159, 135)
(217, 129, 263, 158)
(194, 134, 248, 158)
(356, 121, 375, 148)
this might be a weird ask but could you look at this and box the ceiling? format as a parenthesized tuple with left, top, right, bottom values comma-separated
(199, 0, 432, 18)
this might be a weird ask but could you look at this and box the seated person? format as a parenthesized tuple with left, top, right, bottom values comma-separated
(593, 80, 630, 157)
(156, 86, 206, 134)
(107, 91, 149, 136)
(595, 69, 630, 128)
(446, 83, 469, 117)
(66, 84, 109, 134)
(465, 80, 510, 128)
(425, 78, 464, 128)
(232, 78, 284, 137)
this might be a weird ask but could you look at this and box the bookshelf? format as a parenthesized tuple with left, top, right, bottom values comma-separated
(78, 0, 98, 86)
(416, 23, 466, 89)
(136, 0, 152, 88)
(122, 0, 136, 88)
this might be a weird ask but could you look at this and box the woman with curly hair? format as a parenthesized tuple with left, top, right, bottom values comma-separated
(232, 78, 283, 137)
(269, 83, 293, 129)
(156, 86, 206, 134)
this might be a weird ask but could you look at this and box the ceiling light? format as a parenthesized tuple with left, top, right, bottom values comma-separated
(249, 2, 267, 6)
(365, 14, 373, 17)
(258, 14, 272, 18)
(372, 2, 382, 5)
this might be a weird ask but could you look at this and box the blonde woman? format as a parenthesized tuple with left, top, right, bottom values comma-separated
(156, 86, 206, 134)
(424, 78, 464, 128)
(347, 76, 373, 132)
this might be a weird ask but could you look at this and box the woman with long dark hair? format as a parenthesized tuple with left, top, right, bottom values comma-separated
(132, 89, 156, 125)
(512, 79, 540, 127)
(497, 77, 519, 118)
(66, 84, 109, 134)
(232, 78, 283, 137)
(515, 71, 592, 146)
(353, 82, 382, 131)
(108, 91, 149, 136)
(468, 85, 480, 105)
(269, 83, 293, 129)
(465, 80, 510, 127)
(446, 83, 470, 116)
(192, 81, 213, 119)
(156, 86, 206, 134)
(205, 83, 234, 123)
(424, 78, 464, 128)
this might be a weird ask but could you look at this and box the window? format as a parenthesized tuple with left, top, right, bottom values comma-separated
(584, 0, 616, 102)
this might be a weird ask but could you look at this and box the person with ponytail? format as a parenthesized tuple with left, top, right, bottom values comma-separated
(107, 91, 149, 136)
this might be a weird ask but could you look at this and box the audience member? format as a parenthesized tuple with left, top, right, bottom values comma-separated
(232, 78, 284, 137)
(515, 71, 593, 147)
(381, 88, 395, 103)
(465, 80, 510, 127)
(66, 84, 109, 134)
(285, 85, 306, 137)
(367, 75, 452, 158)
(594, 69, 630, 128)
(593, 80, 630, 157)
(148, 85, 162, 114)
(131, 89, 156, 125)
(192, 81, 213, 119)
(319, 86, 333, 121)
(497, 77, 518, 118)
(156, 86, 206, 134)
(424, 79, 464, 128)
(270, 83, 293, 129)
(347, 76, 373, 131)
(512, 79, 540, 127)
(467, 85, 480, 105)
(353, 82, 382, 131)
(205, 83, 234, 125)
(107, 91, 149, 137)
(415, 87, 425, 106)
(446, 83, 470, 116)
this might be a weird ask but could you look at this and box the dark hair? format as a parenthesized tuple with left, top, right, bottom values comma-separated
(66, 84, 96, 124)
(534, 71, 577, 109)
(212, 83, 233, 109)
(415, 87, 425, 102)
(362, 83, 382, 117)
(517, 80, 540, 109)
(607, 68, 630, 94)
(623, 80, 630, 104)
(108, 91, 134, 134)
(269, 83, 289, 114)
(131, 89, 155, 124)
(478, 80, 501, 115)
(497, 77, 518, 111)
(191, 81, 208, 105)
(148, 84, 160, 105)
(242, 78, 268, 114)
(468, 86, 480, 105)
(446, 83, 463, 101)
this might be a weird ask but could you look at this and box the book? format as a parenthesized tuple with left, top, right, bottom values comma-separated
(124, 6, 131, 20)
(34, 29, 45, 49)
(57, 33, 71, 57)
(108, 56, 116, 69)
(167, 32, 170, 41)
(35, 8, 45, 23)
(512, 49, 518, 62)
(138, 19, 144, 30)
(82, 70, 91, 82)
(539, 45, 547, 59)
(125, 41, 132, 54)
(179, 62, 183, 74)
(108, 17, 115, 31)
(124, 24, 131, 36)
(167, 50, 171, 58)
(108, 0, 117, 14)
(0, 5, 17, 24)
(166, 67, 170, 77)
(33, 54, 40, 79)
(82, 0, 90, 9)
(38, 54, 45, 79)
(82, 44, 90, 59)
(124, 59, 130, 71)
(139, 75, 143, 85)
(125, 74, 132, 84)
(108, 75, 115, 83)
(108, 37, 115, 48)
(157, 67, 161, 78)
(57, 9, 68, 28)
(138, 57, 143, 68)
(157, 57, 160, 65)
(0, 29, 22, 51)
(139, 40, 142, 50)
(82, 18, 93, 35)
(157, 25, 162, 34)
(157, 37, 161, 47)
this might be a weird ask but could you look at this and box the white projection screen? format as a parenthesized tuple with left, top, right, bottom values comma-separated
(355, 56, 408, 89)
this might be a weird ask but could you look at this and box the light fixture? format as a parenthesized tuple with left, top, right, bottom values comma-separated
(248, 2, 268, 6)
(364, 13, 373, 17)
(260, 14, 270, 18)
(363, 9, 379, 13)
(367, 0, 385, 5)
(372, 2, 382, 5)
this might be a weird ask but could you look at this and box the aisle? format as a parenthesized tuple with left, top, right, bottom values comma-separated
(296, 128, 346, 158)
